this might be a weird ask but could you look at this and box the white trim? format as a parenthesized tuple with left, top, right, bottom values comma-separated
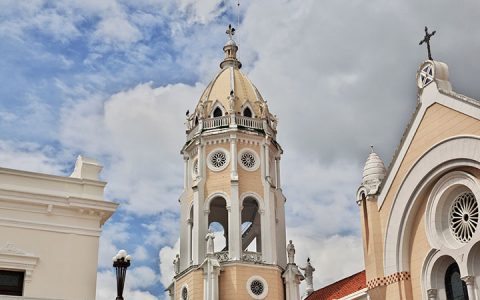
(207, 148, 230, 172)
(0, 243, 39, 282)
(0, 217, 102, 236)
(246, 275, 269, 299)
(204, 192, 230, 212)
(378, 75, 480, 209)
(240, 101, 255, 118)
(384, 136, 480, 275)
(210, 101, 226, 118)
(339, 287, 368, 299)
(238, 148, 260, 172)
(425, 171, 480, 250)
(240, 192, 265, 212)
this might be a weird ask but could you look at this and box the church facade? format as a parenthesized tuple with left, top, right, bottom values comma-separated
(356, 59, 480, 300)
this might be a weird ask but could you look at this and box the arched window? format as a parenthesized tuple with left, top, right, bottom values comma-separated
(241, 197, 261, 253)
(195, 116, 199, 126)
(445, 263, 469, 300)
(243, 107, 252, 118)
(208, 197, 228, 252)
(213, 107, 223, 117)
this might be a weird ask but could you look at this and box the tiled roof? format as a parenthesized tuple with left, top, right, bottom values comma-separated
(306, 270, 366, 300)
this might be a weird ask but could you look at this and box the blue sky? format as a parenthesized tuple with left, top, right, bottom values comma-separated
(2, 1, 480, 299)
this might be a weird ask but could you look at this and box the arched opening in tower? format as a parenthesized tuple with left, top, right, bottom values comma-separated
(241, 197, 262, 253)
(208, 197, 228, 252)
(243, 107, 252, 118)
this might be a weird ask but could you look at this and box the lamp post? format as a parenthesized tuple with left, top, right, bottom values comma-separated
(112, 249, 132, 300)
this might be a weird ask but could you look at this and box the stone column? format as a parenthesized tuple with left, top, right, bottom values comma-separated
(426, 289, 437, 300)
(461, 276, 475, 300)
(187, 218, 193, 265)
(230, 135, 238, 180)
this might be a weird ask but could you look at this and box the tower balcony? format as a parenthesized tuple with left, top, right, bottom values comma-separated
(186, 115, 277, 141)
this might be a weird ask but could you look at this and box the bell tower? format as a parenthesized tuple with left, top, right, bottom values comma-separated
(170, 25, 288, 300)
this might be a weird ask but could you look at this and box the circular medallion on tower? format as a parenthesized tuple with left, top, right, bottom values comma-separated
(449, 191, 478, 243)
(246, 276, 268, 299)
(417, 62, 434, 89)
(238, 148, 260, 171)
(207, 148, 230, 171)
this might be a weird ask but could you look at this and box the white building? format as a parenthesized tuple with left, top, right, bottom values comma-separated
(0, 156, 117, 299)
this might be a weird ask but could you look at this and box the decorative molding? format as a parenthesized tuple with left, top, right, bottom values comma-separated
(427, 289, 437, 298)
(0, 243, 39, 282)
(0, 217, 102, 237)
(461, 275, 475, 286)
(366, 272, 411, 289)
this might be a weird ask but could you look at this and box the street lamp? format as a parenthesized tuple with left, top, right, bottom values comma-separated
(112, 249, 132, 300)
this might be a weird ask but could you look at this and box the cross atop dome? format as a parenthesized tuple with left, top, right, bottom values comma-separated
(226, 24, 236, 40)
(220, 24, 242, 69)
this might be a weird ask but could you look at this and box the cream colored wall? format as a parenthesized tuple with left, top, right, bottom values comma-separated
(380, 103, 480, 227)
(218, 264, 284, 299)
(205, 144, 231, 200)
(368, 104, 480, 297)
(237, 143, 263, 198)
(175, 268, 204, 300)
(0, 226, 100, 300)
(408, 189, 430, 299)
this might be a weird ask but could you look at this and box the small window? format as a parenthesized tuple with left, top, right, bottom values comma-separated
(243, 107, 252, 118)
(445, 263, 469, 300)
(195, 116, 199, 126)
(0, 270, 24, 296)
(213, 107, 223, 117)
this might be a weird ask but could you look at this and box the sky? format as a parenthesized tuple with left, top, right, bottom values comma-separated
(1, 0, 480, 299)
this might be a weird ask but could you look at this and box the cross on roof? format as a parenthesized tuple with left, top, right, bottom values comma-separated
(226, 24, 235, 40)
(419, 26, 436, 60)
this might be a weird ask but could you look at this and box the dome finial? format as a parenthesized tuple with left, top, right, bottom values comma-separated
(220, 24, 242, 69)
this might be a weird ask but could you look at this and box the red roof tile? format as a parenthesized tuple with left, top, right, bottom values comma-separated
(306, 270, 366, 300)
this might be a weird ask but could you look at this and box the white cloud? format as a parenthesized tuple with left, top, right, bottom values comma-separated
(96, 270, 159, 300)
(93, 17, 142, 46)
(98, 222, 130, 268)
(0, 140, 64, 175)
(158, 239, 179, 290)
(60, 82, 202, 215)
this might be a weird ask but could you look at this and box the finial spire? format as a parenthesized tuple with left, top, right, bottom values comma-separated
(370, 145, 374, 153)
(220, 24, 242, 69)
(419, 26, 436, 60)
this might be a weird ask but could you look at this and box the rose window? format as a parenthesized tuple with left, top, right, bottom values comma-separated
(181, 287, 188, 300)
(250, 280, 264, 296)
(210, 151, 227, 168)
(449, 192, 479, 243)
(241, 152, 256, 169)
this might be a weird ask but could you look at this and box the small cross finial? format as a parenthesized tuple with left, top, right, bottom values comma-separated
(226, 24, 235, 40)
(419, 26, 436, 60)
(370, 145, 374, 153)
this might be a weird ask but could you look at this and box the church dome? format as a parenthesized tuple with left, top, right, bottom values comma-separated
(362, 150, 386, 185)
(192, 25, 269, 120)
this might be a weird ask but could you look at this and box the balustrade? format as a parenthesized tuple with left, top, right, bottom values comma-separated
(186, 115, 275, 141)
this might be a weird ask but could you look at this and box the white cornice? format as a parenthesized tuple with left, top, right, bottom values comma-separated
(0, 216, 102, 236)
(0, 167, 106, 187)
